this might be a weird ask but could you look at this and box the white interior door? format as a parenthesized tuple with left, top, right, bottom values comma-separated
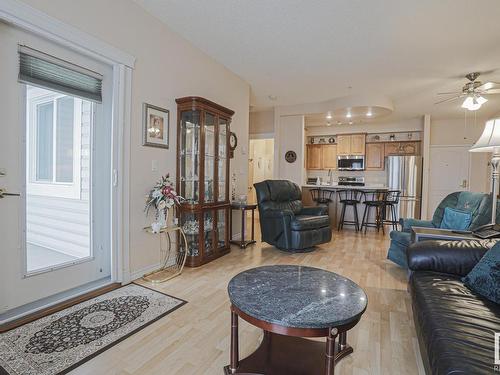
(428, 145, 471, 215)
(0, 22, 113, 321)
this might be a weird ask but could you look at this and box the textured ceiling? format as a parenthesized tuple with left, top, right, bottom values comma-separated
(135, 0, 500, 119)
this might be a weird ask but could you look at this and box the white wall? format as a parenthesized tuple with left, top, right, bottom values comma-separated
(430, 117, 490, 193)
(275, 115, 305, 185)
(14, 0, 250, 277)
(249, 109, 274, 135)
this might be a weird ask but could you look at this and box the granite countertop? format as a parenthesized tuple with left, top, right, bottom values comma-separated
(228, 265, 367, 329)
(303, 184, 388, 190)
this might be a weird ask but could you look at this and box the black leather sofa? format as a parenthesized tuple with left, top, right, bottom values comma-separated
(254, 180, 332, 251)
(407, 239, 500, 375)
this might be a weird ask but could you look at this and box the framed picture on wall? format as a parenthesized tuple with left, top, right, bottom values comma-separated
(143, 103, 169, 148)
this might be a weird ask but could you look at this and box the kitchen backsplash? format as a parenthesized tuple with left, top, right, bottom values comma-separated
(307, 170, 387, 185)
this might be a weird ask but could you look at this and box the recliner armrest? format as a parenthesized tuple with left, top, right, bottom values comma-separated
(262, 208, 294, 219)
(407, 239, 496, 276)
(400, 218, 435, 232)
(299, 206, 328, 216)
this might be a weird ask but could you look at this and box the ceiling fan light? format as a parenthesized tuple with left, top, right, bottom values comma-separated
(477, 95, 488, 105)
(461, 96, 482, 111)
(461, 96, 473, 109)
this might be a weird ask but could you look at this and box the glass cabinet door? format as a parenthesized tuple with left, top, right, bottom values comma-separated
(204, 112, 216, 203)
(180, 211, 200, 257)
(203, 210, 215, 256)
(216, 209, 227, 249)
(218, 118, 228, 202)
(180, 110, 200, 204)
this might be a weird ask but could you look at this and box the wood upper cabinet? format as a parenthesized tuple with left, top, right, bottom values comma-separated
(350, 134, 366, 155)
(336, 135, 351, 155)
(365, 143, 384, 170)
(336, 134, 366, 155)
(321, 144, 337, 169)
(384, 141, 421, 156)
(306, 144, 322, 169)
(306, 144, 337, 170)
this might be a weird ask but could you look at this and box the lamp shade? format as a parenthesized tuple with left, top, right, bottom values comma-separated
(470, 118, 500, 152)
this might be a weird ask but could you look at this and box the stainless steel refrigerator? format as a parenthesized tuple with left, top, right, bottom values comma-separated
(386, 155, 423, 220)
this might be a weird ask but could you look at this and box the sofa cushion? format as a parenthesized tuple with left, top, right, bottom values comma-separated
(456, 191, 484, 215)
(463, 242, 500, 304)
(440, 207, 472, 230)
(290, 215, 329, 231)
(410, 271, 500, 375)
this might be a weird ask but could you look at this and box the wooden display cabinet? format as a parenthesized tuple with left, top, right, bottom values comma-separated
(176, 97, 234, 267)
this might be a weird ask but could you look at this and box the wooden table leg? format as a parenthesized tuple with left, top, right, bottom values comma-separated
(240, 209, 245, 248)
(230, 209, 233, 242)
(230, 309, 239, 372)
(251, 208, 255, 242)
(339, 331, 347, 351)
(325, 328, 338, 375)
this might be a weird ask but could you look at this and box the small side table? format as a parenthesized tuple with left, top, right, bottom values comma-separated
(230, 203, 257, 248)
(142, 225, 188, 283)
(411, 226, 476, 243)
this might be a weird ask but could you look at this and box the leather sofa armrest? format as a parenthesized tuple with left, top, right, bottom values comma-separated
(400, 218, 435, 232)
(407, 239, 496, 276)
(299, 206, 328, 216)
(262, 208, 294, 219)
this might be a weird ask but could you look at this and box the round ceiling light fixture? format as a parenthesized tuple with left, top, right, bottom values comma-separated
(326, 112, 332, 120)
(346, 112, 352, 118)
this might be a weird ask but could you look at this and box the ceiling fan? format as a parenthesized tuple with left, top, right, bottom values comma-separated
(436, 72, 500, 111)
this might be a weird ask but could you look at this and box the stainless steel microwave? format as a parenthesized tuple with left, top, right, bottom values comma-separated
(337, 155, 365, 171)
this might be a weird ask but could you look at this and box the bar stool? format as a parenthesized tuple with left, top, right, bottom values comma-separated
(361, 190, 387, 234)
(382, 190, 401, 231)
(337, 189, 363, 231)
(310, 188, 335, 207)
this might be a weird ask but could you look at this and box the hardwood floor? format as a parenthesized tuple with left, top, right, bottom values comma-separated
(70, 224, 425, 375)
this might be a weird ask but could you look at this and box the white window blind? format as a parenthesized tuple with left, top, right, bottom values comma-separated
(19, 46, 103, 103)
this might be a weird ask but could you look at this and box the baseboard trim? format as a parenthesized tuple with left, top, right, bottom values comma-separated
(129, 262, 162, 282)
(0, 282, 121, 333)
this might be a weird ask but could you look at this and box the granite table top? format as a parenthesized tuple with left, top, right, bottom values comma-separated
(227, 265, 367, 329)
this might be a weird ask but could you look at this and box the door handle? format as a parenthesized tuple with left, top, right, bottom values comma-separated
(0, 188, 21, 198)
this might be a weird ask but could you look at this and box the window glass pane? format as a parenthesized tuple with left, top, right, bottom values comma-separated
(56, 97, 74, 182)
(36, 102, 54, 181)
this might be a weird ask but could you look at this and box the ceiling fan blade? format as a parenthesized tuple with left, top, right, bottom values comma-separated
(434, 95, 462, 105)
(437, 91, 462, 95)
(482, 89, 500, 94)
(477, 82, 500, 91)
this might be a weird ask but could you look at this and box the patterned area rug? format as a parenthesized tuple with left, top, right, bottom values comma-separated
(0, 284, 186, 375)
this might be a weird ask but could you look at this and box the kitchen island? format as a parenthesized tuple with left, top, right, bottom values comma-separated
(302, 184, 389, 229)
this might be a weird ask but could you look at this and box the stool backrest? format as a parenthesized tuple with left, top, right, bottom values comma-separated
(363, 190, 387, 202)
(337, 189, 363, 202)
(385, 190, 401, 204)
(310, 188, 334, 203)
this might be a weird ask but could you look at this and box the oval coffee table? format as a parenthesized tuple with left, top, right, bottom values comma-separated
(223, 265, 367, 375)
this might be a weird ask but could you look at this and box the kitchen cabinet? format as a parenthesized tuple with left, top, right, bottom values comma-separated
(336, 135, 351, 155)
(365, 143, 384, 170)
(336, 134, 366, 155)
(321, 144, 337, 169)
(306, 144, 322, 169)
(350, 134, 366, 155)
(306, 144, 337, 170)
(384, 141, 420, 156)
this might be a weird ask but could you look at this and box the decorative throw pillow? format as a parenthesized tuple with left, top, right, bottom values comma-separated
(463, 242, 500, 304)
(440, 207, 472, 230)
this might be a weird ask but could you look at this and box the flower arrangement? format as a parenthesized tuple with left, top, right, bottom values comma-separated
(145, 174, 183, 230)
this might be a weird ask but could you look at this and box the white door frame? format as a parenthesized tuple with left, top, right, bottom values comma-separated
(0, 0, 135, 285)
